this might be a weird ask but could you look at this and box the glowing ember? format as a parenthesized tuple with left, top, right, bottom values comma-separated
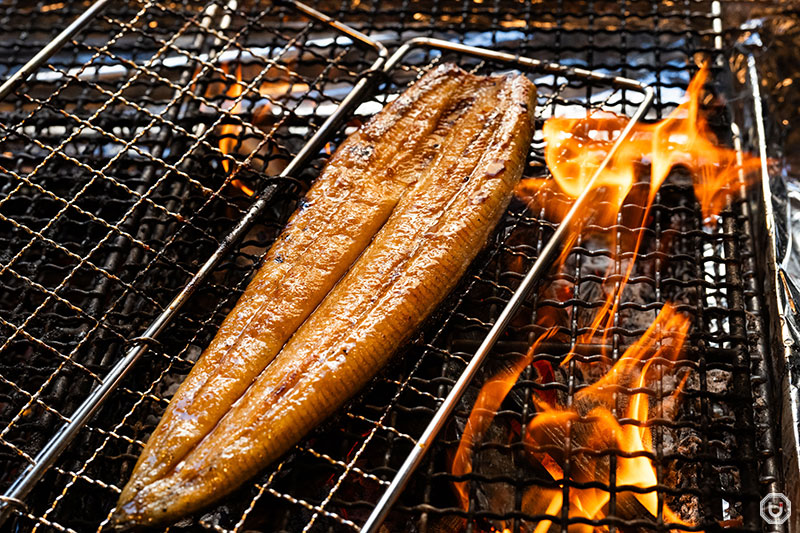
(452, 65, 761, 531)
(218, 63, 244, 174)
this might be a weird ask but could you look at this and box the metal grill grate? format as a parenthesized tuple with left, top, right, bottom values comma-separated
(0, 1, 783, 532)
(0, 0, 384, 529)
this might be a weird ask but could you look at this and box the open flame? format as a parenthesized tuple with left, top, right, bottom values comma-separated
(217, 63, 256, 196)
(520, 64, 759, 227)
(522, 304, 692, 532)
(452, 65, 760, 531)
(212, 62, 311, 196)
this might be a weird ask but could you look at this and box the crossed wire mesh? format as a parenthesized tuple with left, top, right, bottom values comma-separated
(0, 0, 379, 530)
(0, 0, 782, 532)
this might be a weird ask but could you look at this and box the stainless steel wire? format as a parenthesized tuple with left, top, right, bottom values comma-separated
(0, 0, 387, 526)
(0, 1, 784, 531)
(360, 37, 654, 533)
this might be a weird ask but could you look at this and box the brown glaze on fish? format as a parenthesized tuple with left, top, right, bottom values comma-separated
(115, 63, 469, 505)
(112, 66, 536, 528)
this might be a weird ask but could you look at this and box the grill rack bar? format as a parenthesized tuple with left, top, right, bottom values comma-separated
(0, 0, 112, 102)
(0, 1, 388, 525)
(361, 37, 654, 533)
(746, 52, 799, 531)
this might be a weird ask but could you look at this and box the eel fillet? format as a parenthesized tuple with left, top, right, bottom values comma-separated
(112, 65, 536, 528)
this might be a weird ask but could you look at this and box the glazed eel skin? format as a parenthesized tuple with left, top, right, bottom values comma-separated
(112, 64, 536, 528)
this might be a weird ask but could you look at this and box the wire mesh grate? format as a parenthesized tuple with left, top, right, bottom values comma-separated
(0, 0, 782, 532)
(0, 0, 381, 530)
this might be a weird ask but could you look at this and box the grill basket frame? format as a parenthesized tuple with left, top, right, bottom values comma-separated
(0, 1, 788, 532)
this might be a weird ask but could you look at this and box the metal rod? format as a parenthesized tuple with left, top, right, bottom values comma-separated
(29, 34, 400, 86)
(383, 37, 650, 92)
(0, 9, 649, 528)
(360, 39, 654, 533)
(287, 0, 383, 52)
(0, 0, 386, 525)
(731, 120, 788, 532)
(0, 0, 112, 102)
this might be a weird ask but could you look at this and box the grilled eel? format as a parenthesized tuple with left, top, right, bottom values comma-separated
(112, 66, 536, 528)
(115, 63, 471, 505)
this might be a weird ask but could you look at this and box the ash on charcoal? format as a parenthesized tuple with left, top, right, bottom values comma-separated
(663, 431, 705, 523)
(707, 369, 732, 393)
(676, 431, 702, 457)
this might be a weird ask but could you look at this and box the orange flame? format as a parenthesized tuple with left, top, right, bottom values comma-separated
(219, 63, 244, 174)
(522, 64, 759, 365)
(451, 328, 558, 511)
(213, 64, 305, 194)
(217, 63, 255, 196)
(453, 65, 760, 531)
(523, 304, 692, 531)
(520, 64, 759, 227)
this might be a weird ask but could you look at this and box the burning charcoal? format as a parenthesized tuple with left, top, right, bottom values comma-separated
(659, 390, 683, 423)
(451, 409, 545, 532)
(706, 368, 731, 394)
(471, 452, 516, 516)
(660, 370, 687, 397)
(716, 465, 741, 495)
(662, 427, 708, 524)
(574, 359, 614, 385)
(663, 460, 703, 525)
(713, 432, 738, 462)
(429, 515, 467, 533)
(537, 277, 574, 327)
(524, 400, 653, 522)
(677, 432, 702, 456)
(684, 371, 702, 398)
(676, 494, 702, 525)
